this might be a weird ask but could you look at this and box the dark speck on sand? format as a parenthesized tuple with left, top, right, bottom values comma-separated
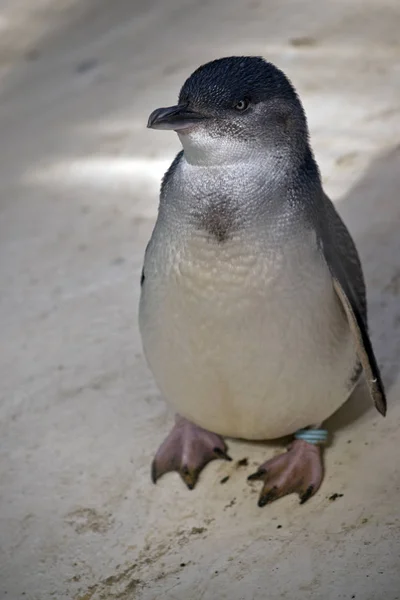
(329, 493, 344, 501)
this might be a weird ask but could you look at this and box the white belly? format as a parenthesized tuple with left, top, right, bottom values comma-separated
(139, 228, 357, 440)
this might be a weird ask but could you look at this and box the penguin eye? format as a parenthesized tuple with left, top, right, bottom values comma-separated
(234, 98, 250, 112)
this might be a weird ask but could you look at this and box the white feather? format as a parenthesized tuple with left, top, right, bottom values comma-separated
(139, 224, 358, 440)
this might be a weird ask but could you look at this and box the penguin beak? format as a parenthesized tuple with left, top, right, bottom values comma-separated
(147, 104, 205, 131)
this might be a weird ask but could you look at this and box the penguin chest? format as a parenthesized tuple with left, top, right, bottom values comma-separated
(139, 230, 357, 439)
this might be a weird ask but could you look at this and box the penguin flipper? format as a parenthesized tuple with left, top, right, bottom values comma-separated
(331, 272, 386, 416)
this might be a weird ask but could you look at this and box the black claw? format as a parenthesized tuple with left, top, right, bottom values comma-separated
(300, 485, 314, 504)
(214, 447, 232, 461)
(258, 486, 278, 507)
(181, 472, 197, 490)
(180, 464, 199, 490)
(247, 468, 266, 481)
(151, 461, 158, 484)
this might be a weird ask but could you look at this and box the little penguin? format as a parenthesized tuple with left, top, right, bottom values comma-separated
(139, 56, 386, 506)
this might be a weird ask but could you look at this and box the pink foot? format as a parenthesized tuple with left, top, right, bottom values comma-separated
(248, 439, 324, 507)
(151, 416, 231, 489)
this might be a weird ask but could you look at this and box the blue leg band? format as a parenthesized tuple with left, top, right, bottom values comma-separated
(295, 428, 328, 445)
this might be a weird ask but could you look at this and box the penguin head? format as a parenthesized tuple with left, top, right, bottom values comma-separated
(147, 56, 308, 165)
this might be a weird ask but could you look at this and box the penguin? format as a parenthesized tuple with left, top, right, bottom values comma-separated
(139, 56, 386, 506)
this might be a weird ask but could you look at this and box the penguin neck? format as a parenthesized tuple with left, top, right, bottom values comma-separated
(179, 129, 308, 171)
(177, 142, 321, 204)
(159, 144, 322, 240)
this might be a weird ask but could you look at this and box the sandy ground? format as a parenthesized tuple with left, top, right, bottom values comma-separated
(0, 0, 400, 599)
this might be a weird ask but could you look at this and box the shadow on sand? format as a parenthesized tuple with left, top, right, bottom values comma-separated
(327, 144, 400, 433)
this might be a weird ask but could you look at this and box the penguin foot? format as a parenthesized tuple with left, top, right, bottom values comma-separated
(247, 439, 324, 507)
(151, 416, 231, 489)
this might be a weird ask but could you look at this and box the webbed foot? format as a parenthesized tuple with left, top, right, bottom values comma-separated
(151, 416, 231, 489)
(248, 439, 324, 507)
